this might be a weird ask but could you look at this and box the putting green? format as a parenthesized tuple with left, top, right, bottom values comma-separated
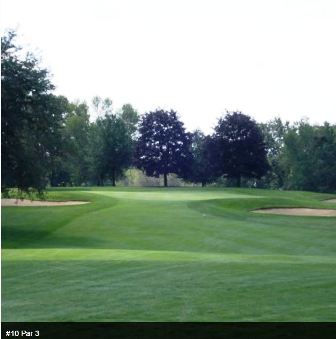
(87, 190, 260, 201)
(2, 187, 336, 321)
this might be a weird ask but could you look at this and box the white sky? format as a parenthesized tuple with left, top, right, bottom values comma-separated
(1, 0, 336, 133)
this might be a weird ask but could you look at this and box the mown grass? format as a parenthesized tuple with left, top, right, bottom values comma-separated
(2, 187, 336, 321)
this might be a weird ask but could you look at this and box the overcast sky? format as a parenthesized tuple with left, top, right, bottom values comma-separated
(2, 0, 336, 132)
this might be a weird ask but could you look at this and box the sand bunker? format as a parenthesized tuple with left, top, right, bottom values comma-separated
(253, 208, 336, 217)
(1, 199, 89, 207)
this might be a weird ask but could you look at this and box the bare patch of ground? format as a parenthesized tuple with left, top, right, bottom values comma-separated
(1, 199, 89, 207)
(324, 199, 336, 203)
(253, 208, 336, 217)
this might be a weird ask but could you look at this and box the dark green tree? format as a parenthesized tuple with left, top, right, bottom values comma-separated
(91, 113, 133, 186)
(135, 109, 192, 187)
(259, 118, 290, 188)
(119, 104, 139, 136)
(50, 101, 91, 186)
(1, 31, 65, 194)
(283, 121, 336, 192)
(183, 130, 218, 187)
(214, 111, 269, 187)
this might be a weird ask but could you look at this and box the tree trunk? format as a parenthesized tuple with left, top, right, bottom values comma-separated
(164, 173, 168, 187)
(237, 176, 241, 187)
(112, 170, 116, 187)
(201, 181, 206, 187)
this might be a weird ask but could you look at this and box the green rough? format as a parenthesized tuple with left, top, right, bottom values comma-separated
(2, 187, 336, 321)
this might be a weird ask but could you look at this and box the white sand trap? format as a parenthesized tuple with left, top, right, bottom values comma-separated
(1, 199, 89, 207)
(253, 208, 336, 217)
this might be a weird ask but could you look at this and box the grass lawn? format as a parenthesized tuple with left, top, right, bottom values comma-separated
(2, 187, 336, 321)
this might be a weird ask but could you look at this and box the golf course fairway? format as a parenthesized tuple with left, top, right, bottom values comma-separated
(2, 187, 336, 321)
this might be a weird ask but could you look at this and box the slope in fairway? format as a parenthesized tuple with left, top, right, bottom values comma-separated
(2, 187, 336, 321)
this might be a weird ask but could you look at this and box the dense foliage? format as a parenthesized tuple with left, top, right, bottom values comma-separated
(91, 113, 133, 186)
(182, 130, 218, 187)
(259, 119, 336, 192)
(1, 31, 65, 194)
(213, 112, 270, 187)
(135, 109, 192, 187)
(49, 101, 91, 186)
(283, 121, 336, 192)
(2, 31, 336, 192)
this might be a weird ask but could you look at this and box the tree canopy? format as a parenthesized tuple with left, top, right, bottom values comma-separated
(1, 31, 65, 194)
(283, 121, 336, 192)
(2, 30, 335, 193)
(214, 111, 270, 186)
(182, 130, 218, 186)
(258, 118, 290, 188)
(49, 101, 91, 186)
(120, 104, 139, 136)
(91, 113, 133, 186)
(135, 109, 192, 186)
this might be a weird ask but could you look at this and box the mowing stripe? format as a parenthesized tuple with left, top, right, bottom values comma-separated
(3, 248, 336, 264)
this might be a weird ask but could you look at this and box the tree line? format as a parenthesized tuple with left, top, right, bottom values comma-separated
(2, 31, 336, 194)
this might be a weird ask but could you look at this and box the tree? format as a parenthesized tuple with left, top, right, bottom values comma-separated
(49, 101, 91, 186)
(283, 120, 336, 192)
(92, 96, 113, 117)
(91, 113, 133, 186)
(183, 130, 218, 186)
(119, 104, 139, 136)
(135, 109, 192, 187)
(1, 31, 65, 194)
(259, 118, 290, 188)
(214, 111, 269, 187)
